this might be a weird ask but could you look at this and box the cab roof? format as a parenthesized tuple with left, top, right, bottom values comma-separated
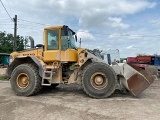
(44, 25, 64, 30)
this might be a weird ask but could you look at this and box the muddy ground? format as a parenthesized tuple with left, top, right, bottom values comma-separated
(0, 80, 160, 120)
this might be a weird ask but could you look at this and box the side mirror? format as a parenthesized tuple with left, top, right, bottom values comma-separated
(75, 35, 77, 42)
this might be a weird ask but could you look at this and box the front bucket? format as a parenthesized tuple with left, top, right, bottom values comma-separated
(112, 63, 154, 96)
(126, 64, 154, 96)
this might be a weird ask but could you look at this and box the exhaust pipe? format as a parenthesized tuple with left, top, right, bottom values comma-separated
(28, 36, 35, 48)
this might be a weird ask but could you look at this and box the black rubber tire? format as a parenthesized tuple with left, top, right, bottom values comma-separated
(82, 62, 116, 99)
(10, 63, 42, 96)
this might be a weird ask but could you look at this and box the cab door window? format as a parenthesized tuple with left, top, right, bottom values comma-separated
(47, 30, 58, 50)
(61, 29, 77, 50)
(61, 29, 68, 50)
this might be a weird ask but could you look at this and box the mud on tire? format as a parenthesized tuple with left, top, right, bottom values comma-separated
(10, 63, 42, 96)
(82, 62, 116, 99)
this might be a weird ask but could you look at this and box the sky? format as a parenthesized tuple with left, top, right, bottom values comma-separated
(0, 0, 160, 58)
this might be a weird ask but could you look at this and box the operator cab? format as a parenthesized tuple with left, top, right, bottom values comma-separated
(44, 25, 77, 51)
(43, 25, 78, 62)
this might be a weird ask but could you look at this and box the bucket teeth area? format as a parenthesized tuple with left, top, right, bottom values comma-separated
(112, 63, 155, 96)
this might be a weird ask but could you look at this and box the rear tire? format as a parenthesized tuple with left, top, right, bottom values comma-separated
(82, 62, 116, 99)
(10, 63, 42, 96)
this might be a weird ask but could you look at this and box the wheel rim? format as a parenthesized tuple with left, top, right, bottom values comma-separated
(90, 72, 108, 90)
(16, 73, 29, 89)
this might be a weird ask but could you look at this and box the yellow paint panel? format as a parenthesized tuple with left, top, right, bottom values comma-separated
(51, 67, 62, 83)
(43, 50, 61, 62)
(11, 48, 43, 60)
(43, 49, 78, 62)
(61, 49, 78, 62)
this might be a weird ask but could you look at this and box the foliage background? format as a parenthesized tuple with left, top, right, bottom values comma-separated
(0, 31, 26, 53)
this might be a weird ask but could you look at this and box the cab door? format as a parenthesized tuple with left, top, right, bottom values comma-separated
(43, 28, 61, 62)
(60, 29, 78, 62)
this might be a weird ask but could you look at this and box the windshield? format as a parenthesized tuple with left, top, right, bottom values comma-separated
(61, 28, 77, 50)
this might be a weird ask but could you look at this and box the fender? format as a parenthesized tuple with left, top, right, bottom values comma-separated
(7, 55, 44, 78)
(79, 50, 116, 76)
(70, 50, 117, 83)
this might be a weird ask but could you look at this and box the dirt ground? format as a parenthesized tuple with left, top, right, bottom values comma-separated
(0, 80, 160, 120)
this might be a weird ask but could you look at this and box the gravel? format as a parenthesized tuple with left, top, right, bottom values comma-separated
(0, 80, 160, 120)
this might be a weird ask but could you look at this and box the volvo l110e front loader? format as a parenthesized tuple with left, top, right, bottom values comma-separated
(7, 25, 154, 98)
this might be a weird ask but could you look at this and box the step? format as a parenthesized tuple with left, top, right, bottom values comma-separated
(41, 82, 51, 86)
(44, 71, 52, 73)
(43, 77, 52, 80)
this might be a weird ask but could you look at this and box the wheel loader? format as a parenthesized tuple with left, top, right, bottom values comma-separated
(7, 25, 154, 98)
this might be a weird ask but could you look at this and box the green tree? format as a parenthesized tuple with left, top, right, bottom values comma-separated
(0, 31, 26, 53)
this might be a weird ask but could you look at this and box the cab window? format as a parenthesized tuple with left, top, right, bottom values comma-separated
(47, 30, 58, 50)
(61, 29, 77, 50)
(61, 30, 68, 50)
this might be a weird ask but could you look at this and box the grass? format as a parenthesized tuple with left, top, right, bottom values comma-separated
(0, 76, 8, 81)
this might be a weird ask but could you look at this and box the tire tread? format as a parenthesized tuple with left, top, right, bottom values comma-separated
(82, 62, 116, 99)
(10, 63, 42, 96)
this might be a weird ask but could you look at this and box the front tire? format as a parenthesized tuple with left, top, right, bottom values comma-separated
(10, 63, 42, 96)
(82, 62, 116, 99)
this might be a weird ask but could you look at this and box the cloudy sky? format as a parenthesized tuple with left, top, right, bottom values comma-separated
(0, 0, 160, 58)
